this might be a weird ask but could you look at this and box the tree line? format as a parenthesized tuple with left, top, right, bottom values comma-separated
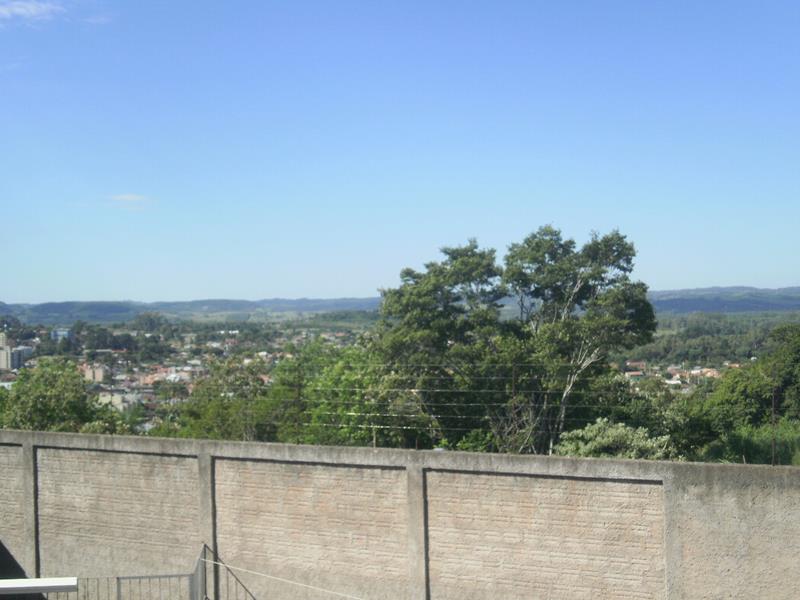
(3, 226, 800, 464)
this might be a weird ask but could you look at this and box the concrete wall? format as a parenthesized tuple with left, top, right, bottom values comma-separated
(426, 471, 665, 599)
(37, 448, 201, 577)
(215, 459, 409, 600)
(0, 444, 25, 573)
(0, 431, 798, 600)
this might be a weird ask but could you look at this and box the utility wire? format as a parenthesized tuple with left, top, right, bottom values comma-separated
(200, 559, 364, 600)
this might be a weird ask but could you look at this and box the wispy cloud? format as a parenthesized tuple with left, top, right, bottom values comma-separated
(111, 193, 148, 203)
(0, 1, 64, 21)
(109, 193, 152, 211)
(0, 60, 24, 72)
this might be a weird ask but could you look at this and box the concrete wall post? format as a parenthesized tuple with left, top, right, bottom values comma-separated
(21, 441, 38, 577)
(197, 450, 216, 552)
(197, 449, 219, 600)
(405, 459, 428, 600)
(661, 467, 681, 600)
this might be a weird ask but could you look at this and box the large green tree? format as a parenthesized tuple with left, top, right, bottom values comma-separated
(499, 227, 655, 452)
(374, 227, 656, 453)
(376, 240, 506, 447)
(2, 358, 122, 433)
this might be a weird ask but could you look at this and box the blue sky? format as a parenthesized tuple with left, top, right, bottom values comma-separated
(2, 1, 798, 302)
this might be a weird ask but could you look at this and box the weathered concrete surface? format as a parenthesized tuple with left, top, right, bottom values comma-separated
(0, 430, 799, 600)
(216, 459, 409, 600)
(0, 444, 26, 574)
(664, 463, 800, 600)
(36, 447, 201, 577)
(426, 471, 665, 599)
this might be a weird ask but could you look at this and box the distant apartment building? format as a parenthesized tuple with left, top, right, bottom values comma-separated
(0, 331, 33, 371)
(0, 334, 13, 371)
(0, 347, 30, 371)
(14, 346, 33, 360)
(13, 346, 32, 368)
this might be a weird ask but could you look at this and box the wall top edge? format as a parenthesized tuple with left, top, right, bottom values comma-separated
(1, 429, 798, 486)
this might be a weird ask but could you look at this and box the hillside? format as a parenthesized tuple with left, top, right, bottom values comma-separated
(649, 287, 800, 313)
(3, 287, 800, 325)
(1, 298, 382, 325)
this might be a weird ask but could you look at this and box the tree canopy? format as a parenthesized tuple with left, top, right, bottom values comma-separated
(2, 358, 124, 433)
(374, 226, 655, 453)
(9, 226, 794, 465)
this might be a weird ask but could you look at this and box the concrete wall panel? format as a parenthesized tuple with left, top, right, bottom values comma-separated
(215, 458, 409, 600)
(0, 445, 25, 573)
(37, 448, 201, 577)
(426, 470, 666, 600)
(667, 466, 800, 599)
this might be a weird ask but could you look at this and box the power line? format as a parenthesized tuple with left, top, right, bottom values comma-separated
(200, 559, 364, 600)
(267, 361, 618, 369)
(303, 387, 629, 395)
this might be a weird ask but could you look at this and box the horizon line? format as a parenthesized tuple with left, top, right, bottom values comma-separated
(4, 284, 800, 306)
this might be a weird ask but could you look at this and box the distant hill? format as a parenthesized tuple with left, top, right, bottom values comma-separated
(649, 287, 800, 313)
(8, 301, 143, 324)
(1, 298, 382, 325)
(152, 298, 382, 314)
(3, 287, 800, 325)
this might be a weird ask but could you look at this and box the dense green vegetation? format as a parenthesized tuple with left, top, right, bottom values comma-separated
(0, 358, 126, 434)
(29, 315, 177, 363)
(7, 322, 800, 464)
(4, 230, 800, 465)
(122, 227, 661, 454)
(151, 318, 800, 464)
(615, 311, 800, 367)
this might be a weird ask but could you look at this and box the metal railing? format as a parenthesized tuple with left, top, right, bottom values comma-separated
(34, 575, 190, 600)
(116, 575, 192, 600)
(7, 546, 255, 600)
(193, 545, 256, 600)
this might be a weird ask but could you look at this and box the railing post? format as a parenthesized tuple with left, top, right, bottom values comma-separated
(202, 552, 208, 600)
(193, 548, 206, 600)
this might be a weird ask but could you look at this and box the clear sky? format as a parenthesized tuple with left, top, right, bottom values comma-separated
(2, 1, 798, 302)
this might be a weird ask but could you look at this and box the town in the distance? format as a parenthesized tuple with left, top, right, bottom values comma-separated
(0, 309, 367, 430)
(0, 308, 762, 421)
(2, 279, 800, 467)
